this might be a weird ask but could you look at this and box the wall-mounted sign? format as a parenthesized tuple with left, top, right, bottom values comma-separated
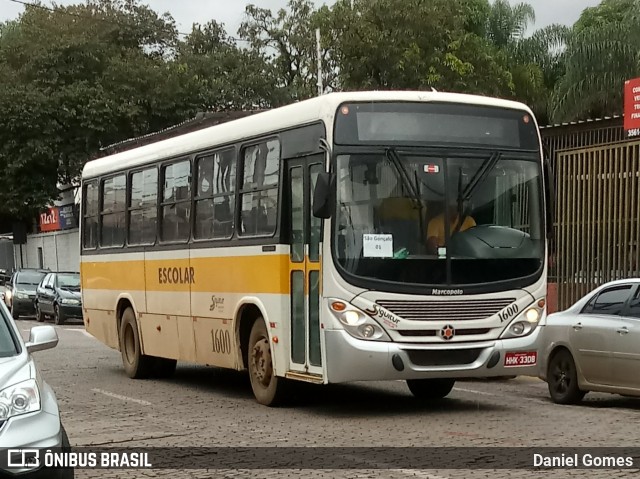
(39, 204, 76, 233)
(58, 204, 76, 229)
(624, 77, 640, 137)
(39, 207, 59, 232)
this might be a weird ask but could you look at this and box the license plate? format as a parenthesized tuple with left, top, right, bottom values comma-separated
(504, 351, 537, 367)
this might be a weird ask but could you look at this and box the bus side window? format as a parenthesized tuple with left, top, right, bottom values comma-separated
(161, 160, 191, 242)
(82, 181, 99, 249)
(240, 139, 280, 236)
(195, 148, 236, 240)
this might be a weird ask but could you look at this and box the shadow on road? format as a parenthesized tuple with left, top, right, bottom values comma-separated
(161, 366, 511, 416)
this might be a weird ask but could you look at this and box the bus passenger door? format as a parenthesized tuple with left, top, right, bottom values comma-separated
(287, 157, 324, 377)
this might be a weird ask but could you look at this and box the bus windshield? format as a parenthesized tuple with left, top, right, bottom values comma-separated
(333, 150, 544, 288)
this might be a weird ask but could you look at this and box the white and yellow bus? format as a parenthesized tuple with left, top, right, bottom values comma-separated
(80, 91, 553, 405)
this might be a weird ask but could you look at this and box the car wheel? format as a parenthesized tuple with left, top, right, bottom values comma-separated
(547, 349, 586, 404)
(406, 378, 455, 399)
(36, 302, 45, 322)
(54, 303, 65, 325)
(248, 319, 287, 406)
(119, 307, 154, 379)
(48, 424, 74, 478)
(10, 304, 19, 320)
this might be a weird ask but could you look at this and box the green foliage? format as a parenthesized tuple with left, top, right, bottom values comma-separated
(551, 0, 640, 122)
(178, 21, 284, 110)
(239, 0, 336, 100)
(327, 0, 512, 95)
(1, 0, 637, 219)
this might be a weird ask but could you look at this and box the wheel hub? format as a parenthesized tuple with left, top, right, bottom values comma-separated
(251, 338, 272, 387)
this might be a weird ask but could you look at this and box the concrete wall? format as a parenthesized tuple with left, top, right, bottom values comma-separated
(14, 229, 79, 272)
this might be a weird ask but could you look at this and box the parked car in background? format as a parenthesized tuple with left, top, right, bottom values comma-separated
(4, 269, 49, 319)
(35, 272, 82, 325)
(0, 300, 72, 478)
(538, 278, 640, 405)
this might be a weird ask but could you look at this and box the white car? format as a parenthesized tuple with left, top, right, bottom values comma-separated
(0, 301, 73, 478)
(538, 278, 640, 404)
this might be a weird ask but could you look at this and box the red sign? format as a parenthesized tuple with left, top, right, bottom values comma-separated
(39, 207, 60, 232)
(624, 77, 640, 137)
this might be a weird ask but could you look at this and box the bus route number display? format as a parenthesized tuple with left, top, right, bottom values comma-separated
(363, 234, 393, 258)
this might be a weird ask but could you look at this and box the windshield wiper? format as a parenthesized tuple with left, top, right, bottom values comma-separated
(385, 148, 426, 245)
(451, 151, 502, 236)
(385, 148, 421, 205)
(459, 151, 502, 204)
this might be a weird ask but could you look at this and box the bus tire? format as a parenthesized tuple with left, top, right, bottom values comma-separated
(248, 319, 286, 406)
(119, 307, 153, 379)
(406, 378, 455, 400)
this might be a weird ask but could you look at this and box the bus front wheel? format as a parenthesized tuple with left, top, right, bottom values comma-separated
(406, 378, 455, 400)
(120, 307, 154, 379)
(248, 319, 286, 406)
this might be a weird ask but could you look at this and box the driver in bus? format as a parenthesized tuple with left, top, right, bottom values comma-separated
(426, 199, 475, 254)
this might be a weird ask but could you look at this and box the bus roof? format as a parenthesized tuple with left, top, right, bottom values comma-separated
(82, 90, 534, 180)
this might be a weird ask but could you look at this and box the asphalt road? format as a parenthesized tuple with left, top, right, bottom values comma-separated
(16, 318, 640, 479)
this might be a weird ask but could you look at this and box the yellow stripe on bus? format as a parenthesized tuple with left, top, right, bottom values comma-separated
(81, 254, 291, 294)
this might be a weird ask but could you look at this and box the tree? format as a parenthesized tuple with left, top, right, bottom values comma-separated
(239, 0, 336, 101)
(177, 20, 284, 110)
(483, 0, 569, 124)
(327, 0, 513, 95)
(0, 0, 198, 217)
(551, 0, 640, 122)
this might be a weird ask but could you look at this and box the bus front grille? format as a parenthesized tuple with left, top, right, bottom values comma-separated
(397, 328, 490, 337)
(405, 348, 483, 366)
(377, 298, 516, 321)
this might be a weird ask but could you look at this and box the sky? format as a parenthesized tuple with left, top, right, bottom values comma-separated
(1, 0, 603, 36)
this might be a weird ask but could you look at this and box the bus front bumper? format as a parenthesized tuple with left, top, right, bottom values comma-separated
(324, 328, 541, 383)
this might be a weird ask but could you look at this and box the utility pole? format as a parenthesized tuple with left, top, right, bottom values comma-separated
(316, 28, 323, 96)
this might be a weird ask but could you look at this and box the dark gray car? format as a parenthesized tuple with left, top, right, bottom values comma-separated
(35, 272, 82, 325)
(4, 270, 48, 319)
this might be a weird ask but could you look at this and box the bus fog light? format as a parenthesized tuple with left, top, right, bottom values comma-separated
(510, 322, 526, 335)
(360, 324, 376, 338)
(525, 308, 540, 323)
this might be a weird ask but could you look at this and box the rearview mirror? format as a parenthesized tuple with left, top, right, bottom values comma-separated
(25, 325, 58, 353)
(313, 171, 335, 219)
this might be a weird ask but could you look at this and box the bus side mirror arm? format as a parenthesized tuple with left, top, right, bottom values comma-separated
(314, 139, 334, 219)
(313, 172, 335, 219)
(544, 158, 555, 240)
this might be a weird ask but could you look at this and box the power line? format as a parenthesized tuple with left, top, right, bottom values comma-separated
(6, 0, 252, 43)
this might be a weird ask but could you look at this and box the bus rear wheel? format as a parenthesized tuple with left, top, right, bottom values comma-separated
(407, 378, 455, 400)
(248, 319, 286, 406)
(119, 307, 154, 379)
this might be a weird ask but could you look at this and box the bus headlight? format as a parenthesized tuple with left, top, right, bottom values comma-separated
(501, 307, 541, 339)
(329, 299, 391, 341)
(525, 308, 540, 322)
